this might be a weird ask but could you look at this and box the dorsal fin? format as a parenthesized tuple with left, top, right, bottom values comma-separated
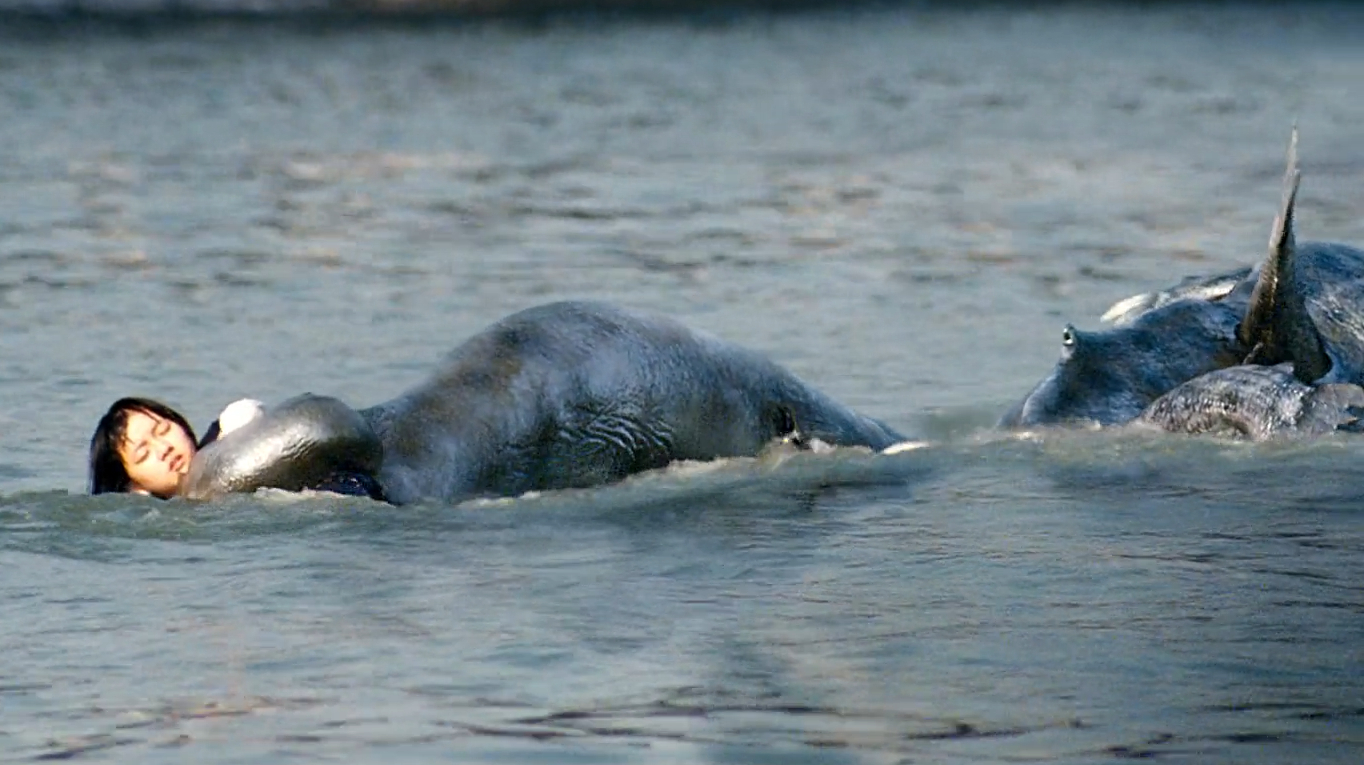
(1237, 126, 1331, 383)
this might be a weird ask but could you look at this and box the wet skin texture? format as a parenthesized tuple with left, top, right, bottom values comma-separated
(1005, 133, 1364, 434)
(360, 301, 903, 505)
(1249, 241, 1364, 386)
(999, 295, 1248, 428)
(180, 395, 384, 500)
(1001, 241, 1364, 433)
(183, 301, 903, 504)
(1137, 363, 1364, 441)
(1134, 240, 1364, 441)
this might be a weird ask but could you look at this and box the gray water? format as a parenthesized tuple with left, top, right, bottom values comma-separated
(3, 4, 1364, 762)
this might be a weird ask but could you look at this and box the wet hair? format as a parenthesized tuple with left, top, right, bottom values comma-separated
(88, 397, 198, 495)
(198, 419, 222, 449)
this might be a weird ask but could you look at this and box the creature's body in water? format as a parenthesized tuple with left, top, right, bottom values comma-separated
(182, 301, 903, 504)
(997, 294, 1248, 428)
(1003, 130, 1364, 440)
(1137, 363, 1364, 440)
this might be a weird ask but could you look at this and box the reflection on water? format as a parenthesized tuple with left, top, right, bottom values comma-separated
(3, 3, 1364, 763)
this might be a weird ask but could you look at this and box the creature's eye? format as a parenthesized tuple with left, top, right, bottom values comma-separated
(1061, 326, 1077, 348)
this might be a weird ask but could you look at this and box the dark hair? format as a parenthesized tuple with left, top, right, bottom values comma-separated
(198, 419, 222, 449)
(88, 397, 198, 496)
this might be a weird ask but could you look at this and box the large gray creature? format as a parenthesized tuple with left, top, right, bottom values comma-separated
(182, 301, 904, 503)
(1002, 130, 1364, 437)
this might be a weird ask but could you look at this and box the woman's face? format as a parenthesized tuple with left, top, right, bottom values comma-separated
(119, 409, 196, 498)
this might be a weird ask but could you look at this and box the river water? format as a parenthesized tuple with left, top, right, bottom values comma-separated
(2, 3, 1364, 762)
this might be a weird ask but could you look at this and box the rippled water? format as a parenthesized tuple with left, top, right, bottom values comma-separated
(3, 4, 1364, 762)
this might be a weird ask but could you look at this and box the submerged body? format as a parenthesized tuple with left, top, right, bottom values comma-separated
(180, 395, 385, 500)
(361, 301, 902, 505)
(1004, 131, 1364, 439)
(1138, 364, 1364, 441)
(183, 301, 903, 504)
(998, 295, 1247, 428)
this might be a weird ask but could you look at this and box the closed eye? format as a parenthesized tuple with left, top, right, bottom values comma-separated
(154, 420, 171, 437)
(131, 443, 150, 463)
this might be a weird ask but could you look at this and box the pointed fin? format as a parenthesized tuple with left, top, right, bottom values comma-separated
(1237, 126, 1331, 383)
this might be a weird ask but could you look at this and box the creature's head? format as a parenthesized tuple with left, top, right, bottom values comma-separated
(1000, 299, 1246, 428)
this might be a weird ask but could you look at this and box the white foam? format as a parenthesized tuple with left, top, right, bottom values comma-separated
(881, 440, 931, 455)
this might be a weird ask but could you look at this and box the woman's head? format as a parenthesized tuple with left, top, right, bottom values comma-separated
(89, 397, 198, 498)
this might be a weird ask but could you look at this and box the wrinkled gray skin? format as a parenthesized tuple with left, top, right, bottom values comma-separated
(183, 301, 903, 504)
(1004, 129, 1364, 434)
(1138, 364, 1364, 441)
(360, 301, 903, 504)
